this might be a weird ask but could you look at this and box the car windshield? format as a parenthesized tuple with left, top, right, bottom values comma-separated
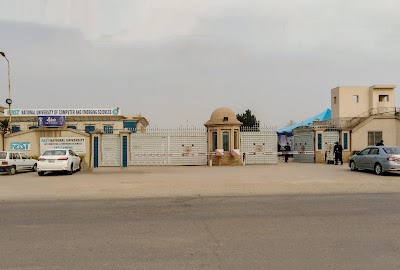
(383, 147, 400, 155)
(42, 150, 67, 156)
(0, 152, 6, 159)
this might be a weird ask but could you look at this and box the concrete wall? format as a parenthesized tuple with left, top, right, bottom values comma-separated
(351, 117, 399, 151)
(4, 128, 91, 167)
(369, 86, 395, 110)
(332, 86, 370, 119)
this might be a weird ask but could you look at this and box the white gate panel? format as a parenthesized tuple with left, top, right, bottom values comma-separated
(130, 132, 169, 165)
(169, 131, 207, 166)
(322, 130, 340, 163)
(100, 134, 121, 166)
(241, 130, 277, 164)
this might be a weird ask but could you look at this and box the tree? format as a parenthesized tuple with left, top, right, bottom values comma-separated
(236, 109, 260, 130)
(286, 120, 296, 127)
(0, 119, 9, 133)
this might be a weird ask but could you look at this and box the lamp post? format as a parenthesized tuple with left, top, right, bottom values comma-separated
(0, 52, 12, 133)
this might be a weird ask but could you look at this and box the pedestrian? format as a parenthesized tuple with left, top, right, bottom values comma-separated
(376, 140, 384, 146)
(333, 141, 343, 165)
(284, 143, 291, 163)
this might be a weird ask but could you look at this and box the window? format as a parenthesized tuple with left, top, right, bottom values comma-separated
(103, 125, 114, 134)
(67, 125, 77, 130)
(123, 121, 137, 132)
(11, 126, 20, 133)
(212, 131, 217, 151)
(43, 150, 66, 156)
(352, 95, 359, 103)
(222, 131, 230, 151)
(20, 153, 29, 159)
(317, 134, 322, 150)
(369, 148, 379, 155)
(11, 153, 20, 159)
(85, 125, 95, 134)
(234, 130, 238, 149)
(379, 95, 389, 102)
(343, 133, 348, 150)
(383, 147, 400, 154)
(359, 148, 371, 155)
(29, 126, 39, 129)
(333, 96, 337, 104)
(368, 131, 382, 146)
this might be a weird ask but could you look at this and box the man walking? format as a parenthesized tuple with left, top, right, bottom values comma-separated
(376, 140, 384, 146)
(284, 143, 291, 163)
(333, 141, 343, 165)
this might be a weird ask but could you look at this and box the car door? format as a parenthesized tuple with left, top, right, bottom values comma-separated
(355, 148, 371, 169)
(70, 150, 80, 170)
(11, 153, 24, 171)
(20, 153, 34, 169)
(366, 148, 379, 170)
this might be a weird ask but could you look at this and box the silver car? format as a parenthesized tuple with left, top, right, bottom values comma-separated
(349, 146, 400, 175)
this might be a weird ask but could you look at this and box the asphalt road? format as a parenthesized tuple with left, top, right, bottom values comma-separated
(1, 193, 400, 270)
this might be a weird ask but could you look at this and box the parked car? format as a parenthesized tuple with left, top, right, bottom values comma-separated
(0, 151, 38, 175)
(349, 146, 400, 175)
(37, 149, 82, 176)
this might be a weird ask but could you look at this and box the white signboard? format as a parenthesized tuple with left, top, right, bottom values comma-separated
(5, 108, 121, 117)
(40, 137, 86, 154)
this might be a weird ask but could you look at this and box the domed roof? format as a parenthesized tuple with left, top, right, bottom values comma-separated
(205, 107, 242, 126)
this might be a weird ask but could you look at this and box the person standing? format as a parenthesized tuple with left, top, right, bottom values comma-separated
(376, 140, 384, 146)
(284, 143, 291, 163)
(333, 141, 343, 165)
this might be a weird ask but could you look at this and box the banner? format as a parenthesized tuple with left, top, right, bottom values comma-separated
(10, 142, 31, 151)
(38, 116, 66, 127)
(40, 137, 86, 154)
(5, 108, 121, 116)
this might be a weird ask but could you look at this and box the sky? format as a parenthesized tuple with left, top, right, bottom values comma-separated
(0, 0, 399, 128)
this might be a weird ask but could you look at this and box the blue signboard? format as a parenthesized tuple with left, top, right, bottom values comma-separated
(38, 116, 66, 127)
(10, 142, 31, 151)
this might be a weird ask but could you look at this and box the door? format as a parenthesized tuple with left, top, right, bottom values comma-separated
(366, 148, 379, 170)
(11, 153, 23, 171)
(355, 148, 371, 169)
(20, 153, 34, 169)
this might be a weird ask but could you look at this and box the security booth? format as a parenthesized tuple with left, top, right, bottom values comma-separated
(205, 107, 242, 166)
(292, 126, 315, 163)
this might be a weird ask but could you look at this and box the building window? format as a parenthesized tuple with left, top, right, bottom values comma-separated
(222, 131, 230, 151)
(123, 121, 137, 132)
(212, 131, 217, 151)
(11, 126, 20, 133)
(234, 130, 238, 149)
(28, 126, 39, 129)
(343, 133, 348, 150)
(103, 125, 114, 134)
(368, 131, 382, 146)
(85, 125, 96, 134)
(352, 95, 359, 103)
(333, 96, 337, 104)
(379, 95, 389, 102)
(317, 133, 322, 150)
(67, 125, 77, 130)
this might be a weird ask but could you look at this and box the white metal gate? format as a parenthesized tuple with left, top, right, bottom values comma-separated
(293, 127, 315, 163)
(240, 127, 277, 164)
(99, 134, 121, 166)
(322, 130, 340, 163)
(130, 128, 207, 166)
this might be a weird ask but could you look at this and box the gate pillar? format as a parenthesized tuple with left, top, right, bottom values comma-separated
(119, 130, 132, 168)
(91, 130, 103, 168)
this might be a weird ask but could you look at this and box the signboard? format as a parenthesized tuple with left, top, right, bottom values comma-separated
(5, 108, 121, 117)
(40, 137, 86, 154)
(10, 142, 31, 151)
(38, 116, 66, 127)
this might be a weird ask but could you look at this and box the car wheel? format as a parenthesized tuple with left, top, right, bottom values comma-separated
(8, 166, 16, 175)
(350, 161, 357, 171)
(32, 164, 37, 172)
(67, 164, 74, 175)
(38, 171, 45, 176)
(374, 163, 384, 175)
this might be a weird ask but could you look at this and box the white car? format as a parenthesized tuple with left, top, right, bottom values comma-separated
(0, 151, 38, 175)
(37, 149, 82, 176)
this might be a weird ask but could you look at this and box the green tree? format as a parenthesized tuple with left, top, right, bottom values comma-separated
(0, 119, 9, 133)
(236, 109, 260, 130)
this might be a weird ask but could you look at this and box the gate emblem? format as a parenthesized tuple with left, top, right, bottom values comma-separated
(255, 145, 263, 152)
(183, 146, 192, 155)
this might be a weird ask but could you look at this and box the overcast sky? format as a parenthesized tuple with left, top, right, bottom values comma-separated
(0, 0, 399, 128)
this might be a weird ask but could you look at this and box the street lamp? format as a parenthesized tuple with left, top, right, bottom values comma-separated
(0, 52, 12, 133)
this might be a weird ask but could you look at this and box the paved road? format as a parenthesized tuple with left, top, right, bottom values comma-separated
(1, 193, 400, 270)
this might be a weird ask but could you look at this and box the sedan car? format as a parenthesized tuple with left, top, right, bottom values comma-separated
(349, 146, 400, 175)
(37, 149, 82, 176)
